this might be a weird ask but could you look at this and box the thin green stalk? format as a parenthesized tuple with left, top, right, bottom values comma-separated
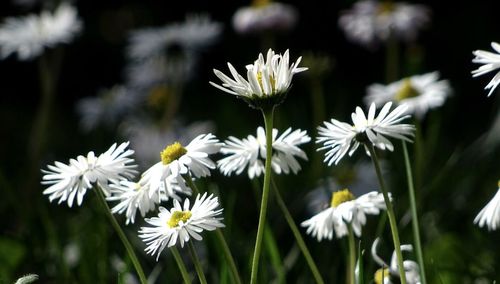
(183, 175, 243, 284)
(171, 247, 192, 284)
(367, 146, 407, 284)
(402, 141, 427, 284)
(271, 179, 325, 284)
(385, 36, 399, 83)
(95, 187, 147, 284)
(347, 225, 356, 284)
(188, 242, 208, 284)
(250, 107, 275, 284)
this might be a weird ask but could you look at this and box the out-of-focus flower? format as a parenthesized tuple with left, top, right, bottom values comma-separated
(210, 48, 307, 109)
(301, 189, 387, 241)
(371, 238, 421, 284)
(0, 3, 82, 60)
(474, 181, 500, 231)
(63, 242, 81, 268)
(472, 42, 500, 97)
(41, 142, 137, 207)
(139, 193, 224, 260)
(365, 72, 452, 118)
(218, 126, 310, 179)
(232, 0, 298, 35)
(317, 102, 415, 165)
(338, 0, 429, 48)
(14, 274, 38, 284)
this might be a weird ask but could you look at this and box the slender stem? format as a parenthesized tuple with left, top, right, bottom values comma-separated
(367, 146, 407, 284)
(183, 175, 243, 284)
(171, 247, 192, 284)
(385, 36, 399, 83)
(402, 141, 427, 284)
(271, 179, 325, 284)
(188, 242, 208, 284)
(347, 225, 356, 284)
(94, 187, 147, 284)
(250, 107, 275, 284)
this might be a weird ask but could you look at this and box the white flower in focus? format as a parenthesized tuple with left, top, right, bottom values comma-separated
(365, 72, 452, 118)
(210, 48, 307, 108)
(218, 126, 310, 179)
(317, 102, 415, 166)
(139, 193, 225, 260)
(232, 1, 298, 35)
(371, 238, 421, 284)
(338, 0, 429, 48)
(474, 181, 500, 231)
(41, 142, 137, 207)
(0, 3, 82, 60)
(472, 42, 500, 97)
(301, 189, 387, 241)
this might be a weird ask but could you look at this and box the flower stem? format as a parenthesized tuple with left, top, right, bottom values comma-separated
(250, 107, 275, 284)
(402, 141, 427, 284)
(347, 224, 356, 284)
(271, 179, 325, 284)
(94, 187, 147, 284)
(367, 146, 407, 284)
(183, 175, 243, 284)
(188, 242, 208, 284)
(171, 247, 192, 284)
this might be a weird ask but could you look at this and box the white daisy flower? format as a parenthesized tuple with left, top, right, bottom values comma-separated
(365, 72, 452, 118)
(0, 3, 82, 60)
(317, 102, 415, 166)
(232, 1, 298, 35)
(41, 142, 137, 207)
(371, 238, 421, 284)
(210, 48, 307, 108)
(301, 189, 387, 241)
(139, 193, 225, 260)
(218, 126, 311, 179)
(471, 42, 500, 97)
(474, 181, 500, 231)
(338, 0, 429, 48)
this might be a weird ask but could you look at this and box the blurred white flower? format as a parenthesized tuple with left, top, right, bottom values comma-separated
(365, 72, 452, 118)
(14, 274, 38, 284)
(63, 242, 80, 268)
(218, 126, 310, 179)
(338, 0, 429, 48)
(139, 193, 224, 260)
(472, 42, 500, 97)
(0, 3, 82, 60)
(371, 238, 421, 284)
(474, 181, 500, 231)
(317, 102, 415, 165)
(232, 1, 298, 35)
(41, 142, 137, 207)
(301, 189, 387, 241)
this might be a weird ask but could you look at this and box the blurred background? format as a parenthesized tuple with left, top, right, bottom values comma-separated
(1, 0, 499, 283)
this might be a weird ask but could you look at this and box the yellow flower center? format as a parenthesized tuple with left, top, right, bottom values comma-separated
(257, 71, 276, 94)
(147, 85, 171, 108)
(378, 2, 395, 15)
(252, 0, 271, 8)
(395, 79, 420, 101)
(167, 211, 192, 228)
(374, 268, 390, 284)
(330, 189, 355, 208)
(160, 142, 187, 165)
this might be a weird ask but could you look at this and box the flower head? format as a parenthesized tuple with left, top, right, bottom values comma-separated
(139, 193, 224, 260)
(317, 102, 415, 165)
(218, 126, 310, 179)
(371, 238, 421, 284)
(474, 181, 500, 231)
(301, 189, 387, 241)
(41, 142, 137, 207)
(0, 3, 82, 60)
(365, 72, 452, 118)
(210, 48, 307, 109)
(232, 1, 298, 35)
(471, 42, 500, 97)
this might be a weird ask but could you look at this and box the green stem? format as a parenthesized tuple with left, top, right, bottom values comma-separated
(95, 187, 148, 284)
(171, 247, 192, 284)
(183, 175, 243, 284)
(250, 107, 275, 284)
(385, 36, 399, 83)
(367, 146, 407, 284)
(271, 179, 325, 284)
(188, 242, 208, 284)
(402, 141, 427, 284)
(347, 224, 356, 284)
